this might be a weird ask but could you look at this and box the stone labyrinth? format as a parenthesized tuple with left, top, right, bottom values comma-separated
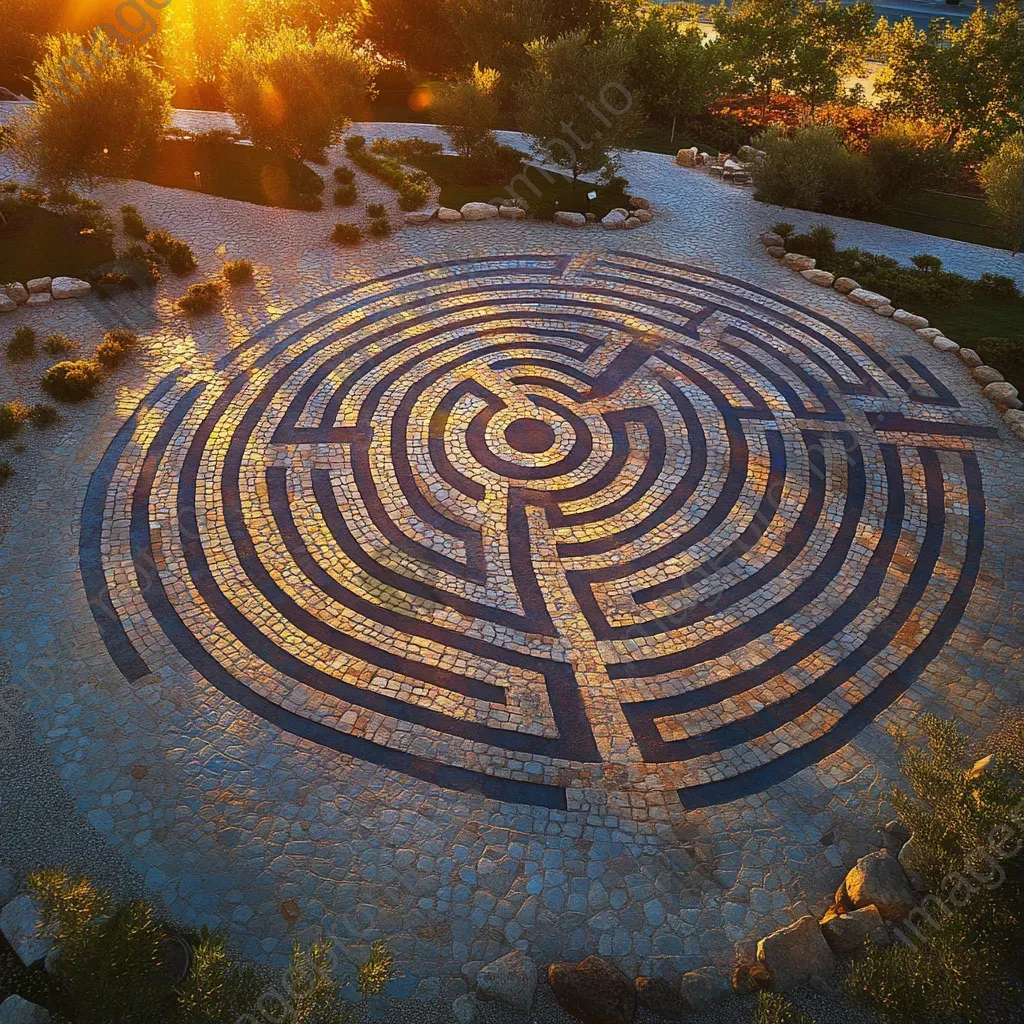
(82, 253, 990, 817)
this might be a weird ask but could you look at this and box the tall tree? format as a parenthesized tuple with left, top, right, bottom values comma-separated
(980, 133, 1024, 252)
(627, 5, 728, 140)
(362, 0, 466, 76)
(516, 30, 643, 184)
(788, 0, 873, 113)
(434, 63, 501, 158)
(874, 1, 1023, 153)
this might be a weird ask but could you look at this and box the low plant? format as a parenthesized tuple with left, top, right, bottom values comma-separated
(147, 229, 197, 275)
(0, 399, 30, 440)
(331, 222, 361, 245)
(41, 360, 102, 401)
(0, 461, 11, 486)
(344, 135, 366, 155)
(333, 165, 355, 184)
(334, 183, 357, 206)
(6, 326, 37, 361)
(772, 221, 795, 238)
(48, 186, 84, 208)
(366, 202, 386, 218)
(177, 281, 223, 315)
(369, 216, 392, 238)
(0, 180, 18, 193)
(120, 204, 149, 239)
(29, 403, 60, 429)
(95, 328, 141, 368)
(42, 333, 78, 356)
(784, 225, 838, 267)
(222, 259, 254, 284)
(398, 182, 428, 211)
(973, 273, 1020, 299)
(19, 187, 47, 206)
(753, 992, 813, 1024)
(91, 271, 140, 293)
(119, 243, 162, 284)
(292, 191, 324, 211)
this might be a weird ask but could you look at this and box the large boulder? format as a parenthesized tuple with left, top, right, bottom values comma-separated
(678, 968, 730, 1011)
(634, 209, 653, 224)
(405, 207, 437, 225)
(554, 211, 587, 227)
(848, 288, 891, 309)
(833, 277, 860, 294)
(959, 348, 983, 368)
(933, 337, 959, 353)
(1006, 409, 1024, 439)
(675, 147, 698, 167)
(756, 915, 835, 991)
(634, 977, 680, 1020)
(51, 277, 91, 300)
(0, 996, 51, 1024)
(499, 205, 526, 220)
(782, 253, 815, 271)
(874, 304, 895, 318)
(4, 283, 28, 305)
(548, 956, 635, 1024)
(476, 950, 537, 1010)
(760, 231, 784, 247)
(437, 207, 463, 222)
(26, 277, 51, 295)
(602, 210, 627, 230)
(623, 216, 642, 230)
(972, 365, 1004, 386)
(892, 309, 929, 329)
(916, 327, 944, 341)
(460, 202, 499, 221)
(844, 851, 915, 921)
(820, 906, 890, 955)
(0, 894, 54, 966)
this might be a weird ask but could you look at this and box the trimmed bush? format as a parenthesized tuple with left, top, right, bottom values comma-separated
(177, 281, 223, 315)
(784, 225, 838, 266)
(29, 404, 60, 429)
(333, 165, 355, 184)
(120, 204, 149, 239)
(0, 399, 30, 440)
(366, 202, 386, 218)
(344, 136, 366, 155)
(119, 243, 162, 284)
(223, 259, 255, 284)
(41, 360, 102, 402)
(92, 271, 140, 293)
(6, 326, 37, 361)
(331, 222, 362, 245)
(334, 183, 357, 206)
(42, 333, 78, 355)
(973, 273, 1020, 299)
(0, 461, 11, 486)
(369, 216, 392, 239)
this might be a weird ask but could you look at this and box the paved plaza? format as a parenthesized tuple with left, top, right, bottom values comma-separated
(1, 113, 1023, 997)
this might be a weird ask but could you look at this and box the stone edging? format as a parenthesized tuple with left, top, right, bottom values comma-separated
(758, 231, 1024, 442)
(406, 201, 655, 231)
(2, 275, 92, 313)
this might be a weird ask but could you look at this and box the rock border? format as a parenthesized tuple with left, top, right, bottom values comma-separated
(2, 276, 92, 313)
(406, 201, 655, 231)
(757, 231, 1024, 441)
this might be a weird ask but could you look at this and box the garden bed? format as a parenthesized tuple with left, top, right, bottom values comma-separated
(391, 147, 632, 220)
(0, 203, 114, 283)
(134, 138, 324, 210)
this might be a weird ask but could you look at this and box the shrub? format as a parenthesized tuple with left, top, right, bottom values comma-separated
(434, 63, 501, 160)
(42, 333, 78, 355)
(119, 243, 162, 284)
(47, 186, 83, 207)
(866, 122, 964, 202)
(0, 399, 30, 440)
(369, 216, 392, 238)
(41, 360, 102, 401)
(750, 125, 879, 217)
(120, 204, 148, 239)
(19, 187, 47, 205)
(178, 281, 223, 315)
(292, 192, 324, 211)
(3, 32, 172, 186)
(147, 229, 197, 275)
(334, 183, 357, 206)
(333, 165, 355, 184)
(0, 180, 18, 193)
(223, 259, 254, 284)
(366, 202, 386, 218)
(91, 271, 140, 293)
(221, 27, 373, 160)
(910, 253, 943, 275)
(0, 461, 11, 486)
(331, 222, 361, 245)
(785, 225, 838, 266)
(6, 326, 37, 361)
(980, 133, 1024, 252)
(95, 328, 140, 368)
(344, 136, 366, 155)
(972, 273, 1020, 299)
(398, 182, 428, 210)
(772, 221, 795, 238)
(29, 404, 60, 429)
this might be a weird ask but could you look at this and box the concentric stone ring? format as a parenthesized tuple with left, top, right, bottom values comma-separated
(82, 254, 989, 812)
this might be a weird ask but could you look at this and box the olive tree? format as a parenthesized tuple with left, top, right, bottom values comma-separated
(221, 26, 375, 159)
(4, 30, 172, 186)
(434, 64, 501, 159)
(980, 134, 1024, 252)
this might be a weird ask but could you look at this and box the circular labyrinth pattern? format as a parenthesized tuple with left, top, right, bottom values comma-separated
(82, 254, 991, 813)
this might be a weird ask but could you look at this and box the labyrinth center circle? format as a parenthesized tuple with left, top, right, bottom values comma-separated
(84, 255, 987, 814)
(504, 418, 556, 454)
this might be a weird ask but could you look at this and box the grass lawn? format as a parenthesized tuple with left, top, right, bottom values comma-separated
(875, 192, 1007, 250)
(134, 139, 324, 209)
(0, 204, 115, 282)
(396, 150, 632, 219)
(631, 123, 719, 158)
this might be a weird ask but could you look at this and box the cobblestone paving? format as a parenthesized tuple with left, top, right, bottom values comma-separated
(1, 110, 1023, 997)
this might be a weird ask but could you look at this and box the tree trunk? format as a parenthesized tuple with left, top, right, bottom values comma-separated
(671, 115, 677, 143)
